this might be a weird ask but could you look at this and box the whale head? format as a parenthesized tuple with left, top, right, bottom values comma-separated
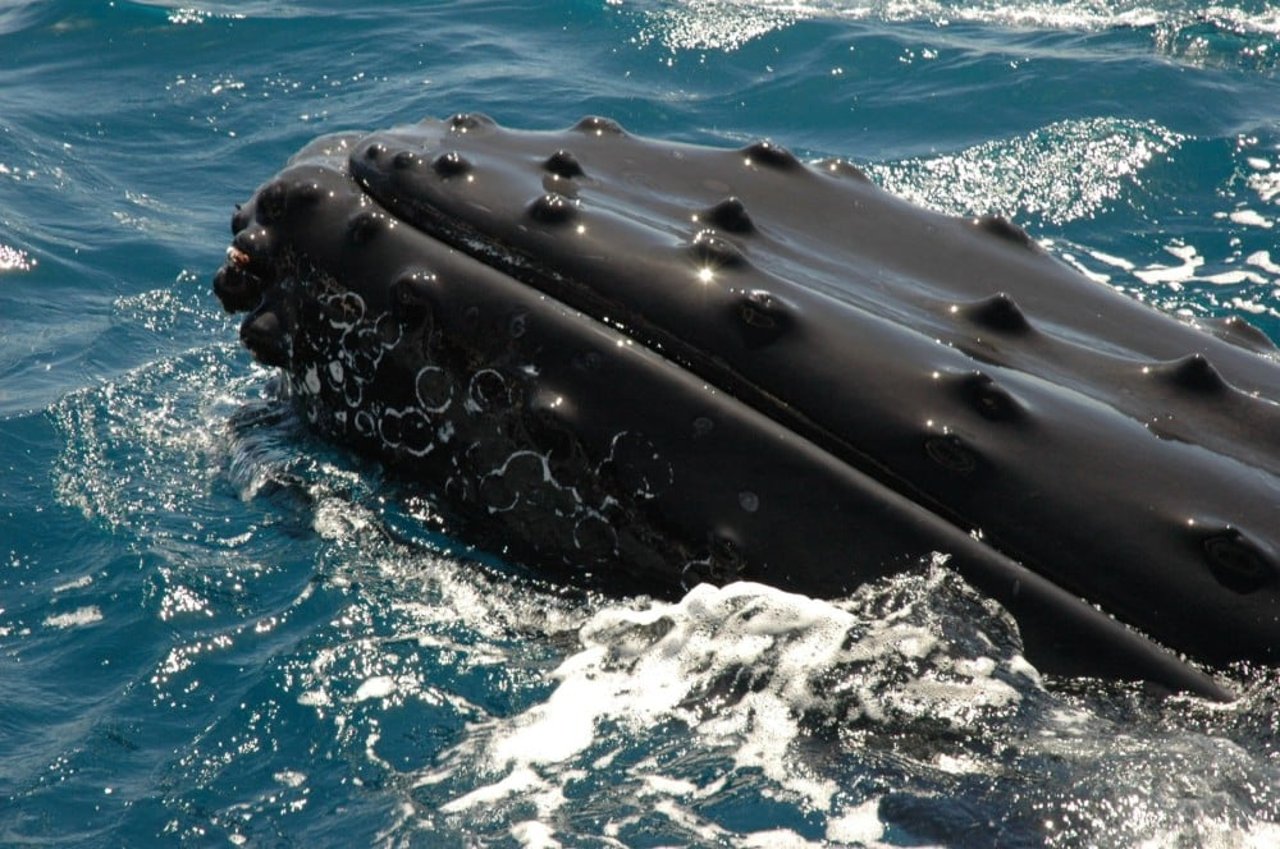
(214, 114, 1280, 700)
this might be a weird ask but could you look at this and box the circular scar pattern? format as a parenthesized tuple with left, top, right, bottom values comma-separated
(213, 115, 1280, 701)
(287, 270, 680, 575)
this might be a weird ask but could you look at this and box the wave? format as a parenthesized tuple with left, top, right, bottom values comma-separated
(868, 116, 1184, 224)
(635, 0, 1280, 68)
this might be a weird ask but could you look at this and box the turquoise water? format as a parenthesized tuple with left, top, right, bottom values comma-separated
(3, 1, 1280, 845)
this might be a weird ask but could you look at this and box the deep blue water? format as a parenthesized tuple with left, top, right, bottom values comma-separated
(3, 1, 1280, 846)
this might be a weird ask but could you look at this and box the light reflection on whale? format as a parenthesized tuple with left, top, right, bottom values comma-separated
(213, 114, 1280, 701)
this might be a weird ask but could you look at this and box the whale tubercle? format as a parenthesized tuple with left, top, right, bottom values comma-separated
(731, 289, 792, 348)
(1198, 527, 1277, 594)
(544, 149, 585, 179)
(974, 215, 1036, 249)
(574, 116, 626, 136)
(704, 197, 755, 234)
(528, 193, 578, 225)
(432, 151, 472, 178)
(689, 230, 747, 269)
(1149, 353, 1229, 394)
(448, 112, 495, 134)
(741, 140, 800, 170)
(957, 293, 1033, 334)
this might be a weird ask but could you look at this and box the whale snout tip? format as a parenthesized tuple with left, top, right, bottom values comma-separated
(213, 260, 265, 314)
(239, 307, 291, 368)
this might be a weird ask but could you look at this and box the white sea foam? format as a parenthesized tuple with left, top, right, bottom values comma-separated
(510, 820, 562, 849)
(409, 560, 1037, 845)
(1228, 208, 1274, 229)
(353, 675, 397, 702)
(1248, 168, 1280, 203)
(273, 770, 307, 788)
(43, 606, 103, 629)
(1246, 250, 1280, 276)
(52, 574, 93, 593)
(1133, 243, 1205, 285)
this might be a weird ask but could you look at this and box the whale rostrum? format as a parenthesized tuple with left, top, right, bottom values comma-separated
(214, 115, 1280, 701)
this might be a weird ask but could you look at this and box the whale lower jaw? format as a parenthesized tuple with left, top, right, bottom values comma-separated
(214, 115, 1280, 702)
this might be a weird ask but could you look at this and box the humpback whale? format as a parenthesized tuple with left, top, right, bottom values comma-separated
(214, 114, 1280, 701)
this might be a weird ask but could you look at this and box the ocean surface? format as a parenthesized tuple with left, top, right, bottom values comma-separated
(3, 1, 1280, 846)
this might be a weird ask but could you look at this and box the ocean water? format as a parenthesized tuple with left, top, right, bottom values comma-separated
(3, 1, 1280, 846)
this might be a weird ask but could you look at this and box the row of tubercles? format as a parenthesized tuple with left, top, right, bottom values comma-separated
(934, 292, 1277, 593)
(366, 126, 1255, 460)
(925, 367, 1276, 594)
(362, 141, 476, 181)
(952, 292, 1245, 397)
(522, 144, 790, 350)
(443, 112, 624, 138)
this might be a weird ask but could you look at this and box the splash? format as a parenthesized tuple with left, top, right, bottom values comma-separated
(379, 561, 1280, 847)
(397, 562, 1049, 846)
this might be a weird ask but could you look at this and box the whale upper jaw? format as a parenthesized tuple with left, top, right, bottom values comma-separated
(215, 114, 1280, 702)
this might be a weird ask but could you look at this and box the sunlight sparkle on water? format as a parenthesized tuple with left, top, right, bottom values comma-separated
(0, 244, 35, 272)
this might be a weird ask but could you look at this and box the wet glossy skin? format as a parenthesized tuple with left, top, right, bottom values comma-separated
(214, 115, 1280, 700)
